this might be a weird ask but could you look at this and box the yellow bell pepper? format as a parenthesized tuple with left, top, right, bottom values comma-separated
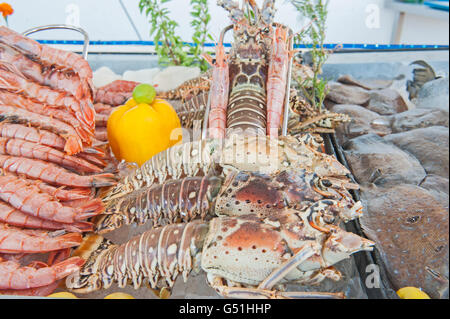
(107, 98, 182, 166)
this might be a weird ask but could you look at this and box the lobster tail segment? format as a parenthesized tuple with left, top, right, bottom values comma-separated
(66, 222, 210, 295)
(65, 234, 115, 294)
(97, 176, 223, 233)
(94, 214, 126, 234)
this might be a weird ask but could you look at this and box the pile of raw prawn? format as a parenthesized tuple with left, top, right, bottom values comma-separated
(0, 26, 117, 296)
(93, 79, 140, 142)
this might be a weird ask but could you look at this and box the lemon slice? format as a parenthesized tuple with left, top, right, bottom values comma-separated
(47, 292, 78, 299)
(104, 292, 135, 299)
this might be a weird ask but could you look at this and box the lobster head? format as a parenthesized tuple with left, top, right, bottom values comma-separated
(201, 214, 374, 286)
(217, 0, 277, 56)
(215, 169, 362, 224)
(217, 0, 276, 25)
(215, 170, 324, 217)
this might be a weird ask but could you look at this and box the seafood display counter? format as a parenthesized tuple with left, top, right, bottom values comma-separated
(82, 49, 448, 300)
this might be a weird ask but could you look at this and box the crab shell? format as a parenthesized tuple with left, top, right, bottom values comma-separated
(201, 213, 374, 287)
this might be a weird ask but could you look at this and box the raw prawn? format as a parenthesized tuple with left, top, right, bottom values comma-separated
(0, 201, 93, 232)
(0, 173, 92, 201)
(0, 123, 107, 166)
(203, 42, 229, 139)
(94, 103, 113, 115)
(0, 174, 105, 223)
(0, 26, 93, 81)
(0, 105, 84, 155)
(0, 43, 92, 100)
(0, 61, 94, 130)
(94, 80, 138, 106)
(0, 122, 66, 150)
(42, 69, 93, 101)
(0, 223, 82, 254)
(76, 152, 108, 169)
(34, 183, 92, 202)
(267, 26, 292, 138)
(94, 127, 108, 142)
(0, 249, 72, 296)
(0, 137, 103, 173)
(0, 90, 92, 142)
(95, 113, 109, 127)
(98, 80, 140, 93)
(0, 255, 84, 290)
(0, 44, 44, 85)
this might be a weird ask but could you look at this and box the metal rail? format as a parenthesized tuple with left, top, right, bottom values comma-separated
(324, 134, 398, 299)
(201, 23, 294, 139)
(22, 24, 90, 60)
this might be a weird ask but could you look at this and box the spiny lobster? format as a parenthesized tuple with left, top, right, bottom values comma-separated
(102, 134, 351, 201)
(157, 0, 293, 139)
(96, 169, 362, 233)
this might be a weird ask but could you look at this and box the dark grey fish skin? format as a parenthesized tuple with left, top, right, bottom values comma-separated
(360, 184, 449, 299)
(342, 134, 426, 187)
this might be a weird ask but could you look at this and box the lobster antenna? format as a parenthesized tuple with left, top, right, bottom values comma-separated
(293, 17, 317, 42)
(244, 0, 260, 25)
(261, 0, 276, 25)
(217, 0, 244, 22)
(331, 43, 343, 54)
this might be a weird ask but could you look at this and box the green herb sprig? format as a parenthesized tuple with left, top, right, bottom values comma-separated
(189, 0, 214, 71)
(291, 0, 330, 111)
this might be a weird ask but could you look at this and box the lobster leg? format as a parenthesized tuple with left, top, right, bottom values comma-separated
(211, 284, 345, 299)
(257, 243, 316, 290)
(207, 244, 345, 299)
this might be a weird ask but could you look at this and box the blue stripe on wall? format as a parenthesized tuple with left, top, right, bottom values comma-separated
(36, 40, 448, 50)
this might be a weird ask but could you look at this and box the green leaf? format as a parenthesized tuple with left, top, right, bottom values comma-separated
(139, 0, 212, 69)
